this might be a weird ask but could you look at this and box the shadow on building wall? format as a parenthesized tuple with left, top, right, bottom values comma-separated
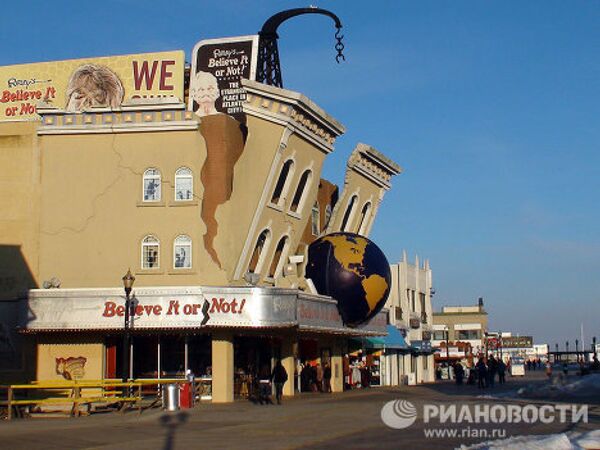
(0, 245, 38, 383)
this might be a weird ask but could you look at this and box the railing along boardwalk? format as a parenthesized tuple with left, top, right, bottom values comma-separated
(0, 378, 186, 420)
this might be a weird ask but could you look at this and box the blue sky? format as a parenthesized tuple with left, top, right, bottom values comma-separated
(1, 1, 598, 346)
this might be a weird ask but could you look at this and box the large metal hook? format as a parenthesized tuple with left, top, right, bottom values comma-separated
(335, 27, 345, 63)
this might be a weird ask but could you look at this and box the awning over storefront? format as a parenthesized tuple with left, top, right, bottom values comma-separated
(382, 324, 409, 350)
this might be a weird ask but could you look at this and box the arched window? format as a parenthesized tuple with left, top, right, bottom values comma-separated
(270, 159, 294, 205)
(174, 167, 193, 201)
(268, 236, 289, 278)
(141, 235, 160, 269)
(357, 202, 372, 235)
(311, 202, 320, 236)
(248, 229, 271, 274)
(143, 168, 161, 202)
(173, 235, 192, 269)
(340, 195, 357, 232)
(289, 169, 312, 213)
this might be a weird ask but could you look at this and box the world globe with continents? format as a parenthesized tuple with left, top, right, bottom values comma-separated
(305, 232, 391, 327)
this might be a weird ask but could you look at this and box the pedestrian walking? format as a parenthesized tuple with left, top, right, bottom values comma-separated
(316, 363, 324, 392)
(323, 363, 332, 393)
(454, 362, 464, 385)
(476, 358, 487, 389)
(271, 360, 288, 405)
(497, 359, 506, 384)
(487, 355, 497, 387)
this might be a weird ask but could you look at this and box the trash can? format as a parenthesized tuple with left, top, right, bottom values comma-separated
(180, 382, 193, 409)
(163, 384, 180, 411)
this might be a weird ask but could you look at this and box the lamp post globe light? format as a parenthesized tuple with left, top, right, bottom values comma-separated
(122, 269, 135, 383)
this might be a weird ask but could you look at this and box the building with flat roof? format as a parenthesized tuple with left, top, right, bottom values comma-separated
(432, 298, 488, 366)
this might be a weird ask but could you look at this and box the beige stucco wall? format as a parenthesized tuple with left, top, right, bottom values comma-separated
(37, 124, 230, 288)
(36, 336, 104, 381)
(0, 121, 41, 298)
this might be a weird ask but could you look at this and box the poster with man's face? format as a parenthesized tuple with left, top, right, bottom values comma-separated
(188, 35, 258, 121)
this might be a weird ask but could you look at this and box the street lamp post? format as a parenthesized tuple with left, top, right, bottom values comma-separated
(566, 341, 570, 362)
(122, 269, 135, 383)
(593, 337, 597, 359)
(499, 331, 503, 361)
(575, 339, 579, 362)
(555, 343, 559, 363)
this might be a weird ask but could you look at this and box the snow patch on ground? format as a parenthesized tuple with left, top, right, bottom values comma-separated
(459, 430, 600, 450)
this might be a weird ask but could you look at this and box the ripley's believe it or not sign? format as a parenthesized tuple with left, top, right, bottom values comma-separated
(188, 36, 258, 120)
(25, 287, 387, 335)
(0, 51, 185, 121)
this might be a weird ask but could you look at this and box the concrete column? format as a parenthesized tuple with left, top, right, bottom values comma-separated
(211, 330, 234, 403)
(331, 340, 344, 393)
(281, 333, 296, 397)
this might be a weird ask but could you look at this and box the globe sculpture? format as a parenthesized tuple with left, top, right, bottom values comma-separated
(305, 232, 391, 327)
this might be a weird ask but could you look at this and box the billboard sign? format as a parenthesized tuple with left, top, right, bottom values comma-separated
(0, 51, 185, 122)
(188, 35, 258, 120)
(502, 336, 533, 348)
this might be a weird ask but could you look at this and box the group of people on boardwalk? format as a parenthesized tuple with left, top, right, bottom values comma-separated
(299, 362, 332, 393)
(452, 354, 507, 388)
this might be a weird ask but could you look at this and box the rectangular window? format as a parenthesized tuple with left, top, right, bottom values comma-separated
(411, 290, 416, 311)
(395, 307, 403, 321)
(457, 330, 481, 340)
(175, 178, 193, 200)
(143, 244, 159, 269)
(174, 244, 191, 268)
(419, 292, 426, 311)
(433, 331, 446, 341)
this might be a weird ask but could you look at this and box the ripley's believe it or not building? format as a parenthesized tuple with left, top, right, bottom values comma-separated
(0, 25, 435, 402)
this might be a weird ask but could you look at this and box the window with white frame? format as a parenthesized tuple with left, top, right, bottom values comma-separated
(174, 167, 193, 201)
(270, 159, 294, 205)
(141, 235, 160, 269)
(143, 168, 161, 202)
(311, 202, 320, 236)
(173, 235, 192, 269)
(289, 169, 312, 213)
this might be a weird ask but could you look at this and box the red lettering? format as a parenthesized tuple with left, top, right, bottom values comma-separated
(167, 300, 179, 315)
(159, 60, 175, 90)
(135, 305, 144, 316)
(153, 305, 162, 315)
(102, 301, 117, 317)
(183, 304, 193, 315)
(239, 298, 245, 314)
(1, 91, 10, 103)
(133, 60, 159, 90)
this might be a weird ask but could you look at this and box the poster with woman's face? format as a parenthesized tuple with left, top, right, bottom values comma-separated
(188, 35, 258, 121)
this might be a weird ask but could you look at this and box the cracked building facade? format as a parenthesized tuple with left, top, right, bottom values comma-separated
(0, 50, 401, 401)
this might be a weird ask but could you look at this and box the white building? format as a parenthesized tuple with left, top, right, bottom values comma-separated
(383, 251, 434, 385)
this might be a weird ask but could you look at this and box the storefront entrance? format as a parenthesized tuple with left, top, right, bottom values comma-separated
(104, 333, 211, 379)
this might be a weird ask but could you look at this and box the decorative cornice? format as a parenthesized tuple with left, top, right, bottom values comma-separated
(241, 79, 345, 154)
(36, 101, 198, 135)
(347, 143, 402, 190)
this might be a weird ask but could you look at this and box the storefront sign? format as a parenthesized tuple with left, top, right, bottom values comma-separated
(188, 35, 258, 120)
(0, 51, 185, 121)
(25, 287, 387, 336)
(501, 336, 533, 348)
(26, 287, 295, 330)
